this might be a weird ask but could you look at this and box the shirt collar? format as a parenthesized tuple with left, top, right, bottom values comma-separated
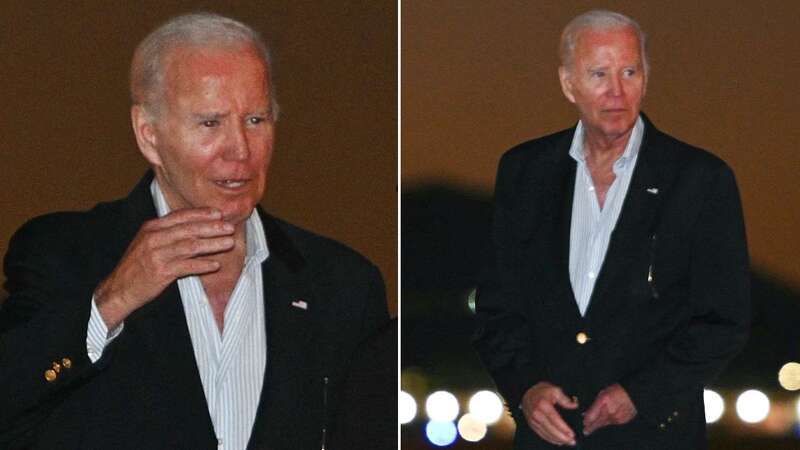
(149, 179, 270, 264)
(568, 115, 644, 167)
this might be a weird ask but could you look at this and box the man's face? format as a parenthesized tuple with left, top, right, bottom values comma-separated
(141, 45, 274, 226)
(559, 27, 646, 142)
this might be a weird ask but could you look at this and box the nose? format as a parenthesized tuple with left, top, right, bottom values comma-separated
(224, 121, 250, 161)
(608, 74, 623, 97)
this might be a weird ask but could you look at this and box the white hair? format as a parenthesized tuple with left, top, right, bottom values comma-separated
(559, 10, 648, 74)
(130, 12, 279, 120)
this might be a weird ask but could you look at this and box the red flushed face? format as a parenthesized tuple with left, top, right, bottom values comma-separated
(136, 45, 275, 226)
(559, 27, 646, 142)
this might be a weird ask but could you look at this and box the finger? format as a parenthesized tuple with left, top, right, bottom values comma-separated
(555, 392, 579, 410)
(170, 258, 221, 277)
(147, 207, 223, 230)
(531, 418, 572, 447)
(531, 422, 562, 446)
(583, 398, 603, 427)
(164, 236, 236, 260)
(584, 412, 610, 435)
(537, 405, 575, 445)
(583, 401, 609, 435)
(147, 221, 235, 251)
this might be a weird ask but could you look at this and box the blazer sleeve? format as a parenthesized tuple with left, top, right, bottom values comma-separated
(620, 162, 751, 425)
(473, 152, 545, 410)
(0, 216, 102, 446)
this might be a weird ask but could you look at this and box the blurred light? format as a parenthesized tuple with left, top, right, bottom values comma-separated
(703, 389, 724, 423)
(796, 396, 800, 421)
(399, 391, 417, 424)
(457, 414, 487, 442)
(425, 421, 458, 447)
(469, 390, 504, 425)
(426, 391, 460, 422)
(736, 389, 770, 423)
(779, 362, 800, 391)
(467, 288, 477, 314)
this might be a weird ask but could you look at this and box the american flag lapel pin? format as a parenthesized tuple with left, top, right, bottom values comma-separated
(646, 187, 659, 195)
(291, 299, 308, 310)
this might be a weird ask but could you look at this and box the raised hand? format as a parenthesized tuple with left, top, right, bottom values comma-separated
(93, 208, 235, 329)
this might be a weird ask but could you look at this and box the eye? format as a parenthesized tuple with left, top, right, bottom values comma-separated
(247, 116, 266, 125)
(591, 71, 605, 78)
(201, 120, 219, 128)
(623, 68, 637, 77)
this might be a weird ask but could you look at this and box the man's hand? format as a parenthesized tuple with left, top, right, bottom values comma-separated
(520, 381, 579, 446)
(94, 208, 235, 329)
(582, 383, 637, 436)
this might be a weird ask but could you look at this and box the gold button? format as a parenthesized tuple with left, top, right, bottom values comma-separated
(44, 369, 57, 382)
(576, 332, 589, 344)
(62, 358, 72, 369)
(52, 362, 61, 373)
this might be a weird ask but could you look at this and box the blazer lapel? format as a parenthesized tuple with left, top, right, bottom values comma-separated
(248, 211, 317, 449)
(584, 117, 668, 318)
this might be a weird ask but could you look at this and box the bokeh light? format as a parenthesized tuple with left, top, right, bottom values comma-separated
(426, 391, 460, 422)
(703, 389, 725, 423)
(466, 288, 477, 314)
(426, 420, 458, 447)
(736, 389, 770, 423)
(796, 396, 800, 421)
(779, 362, 800, 391)
(468, 390, 504, 425)
(400, 391, 417, 424)
(457, 413, 487, 442)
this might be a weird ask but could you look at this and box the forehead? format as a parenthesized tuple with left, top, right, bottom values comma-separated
(573, 27, 641, 63)
(161, 44, 269, 96)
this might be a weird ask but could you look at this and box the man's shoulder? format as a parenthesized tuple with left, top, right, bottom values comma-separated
(261, 214, 381, 281)
(8, 198, 130, 249)
(500, 127, 575, 166)
(647, 125, 734, 177)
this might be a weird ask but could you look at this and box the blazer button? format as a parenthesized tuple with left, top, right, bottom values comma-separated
(44, 369, 57, 382)
(576, 332, 589, 344)
(62, 358, 72, 369)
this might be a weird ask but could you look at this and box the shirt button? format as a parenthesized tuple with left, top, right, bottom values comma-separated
(576, 332, 589, 344)
(588, 271, 596, 279)
(588, 186, 595, 192)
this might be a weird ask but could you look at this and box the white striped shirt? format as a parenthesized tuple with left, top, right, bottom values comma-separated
(87, 180, 269, 450)
(568, 116, 643, 316)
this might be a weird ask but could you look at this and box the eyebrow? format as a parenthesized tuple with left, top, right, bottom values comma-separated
(191, 112, 229, 121)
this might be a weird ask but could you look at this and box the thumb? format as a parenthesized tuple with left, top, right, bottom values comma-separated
(554, 390, 579, 410)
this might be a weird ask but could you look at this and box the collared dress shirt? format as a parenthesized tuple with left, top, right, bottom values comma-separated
(568, 116, 644, 316)
(86, 180, 269, 450)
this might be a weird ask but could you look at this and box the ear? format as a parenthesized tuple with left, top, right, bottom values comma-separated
(558, 66, 577, 104)
(131, 105, 162, 167)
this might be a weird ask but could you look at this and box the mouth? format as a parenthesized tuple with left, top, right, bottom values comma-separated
(214, 179, 250, 189)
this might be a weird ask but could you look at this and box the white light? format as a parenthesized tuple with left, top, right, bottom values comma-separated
(468, 390, 504, 425)
(426, 391, 460, 422)
(703, 389, 724, 423)
(457, 414, 487, 442)
(796, 396, 800, 421)
(736, 389, 770, 423)
(425, 421, 458, 447)
(399, 391, 417, 424)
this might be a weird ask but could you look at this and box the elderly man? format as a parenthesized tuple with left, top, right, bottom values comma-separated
(473, 10, 749, 450)
(0, 13, 390, 450)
